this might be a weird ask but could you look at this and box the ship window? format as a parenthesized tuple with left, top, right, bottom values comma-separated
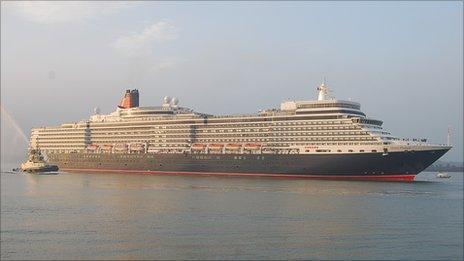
(360, 150, 364, 152)
(372, 150, 377, 152)
(348, 149, 353, 152)
(337, 150, 342, 152)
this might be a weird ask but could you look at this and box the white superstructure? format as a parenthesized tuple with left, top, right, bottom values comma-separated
(30, 83, 445, 156)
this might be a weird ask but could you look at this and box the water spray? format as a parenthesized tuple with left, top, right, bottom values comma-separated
(1, 105, 29, 145)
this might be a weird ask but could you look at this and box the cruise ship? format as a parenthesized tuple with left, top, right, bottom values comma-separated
(29, 83, 451, 181)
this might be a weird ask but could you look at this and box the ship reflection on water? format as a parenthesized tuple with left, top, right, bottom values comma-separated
(1, 171, 463, 260)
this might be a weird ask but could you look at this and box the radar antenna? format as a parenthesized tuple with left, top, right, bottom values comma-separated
(447, 125, 452, 146)
(317, 79, 329, 101)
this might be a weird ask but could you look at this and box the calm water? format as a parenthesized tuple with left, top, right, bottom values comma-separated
(1, 169, 462, 260)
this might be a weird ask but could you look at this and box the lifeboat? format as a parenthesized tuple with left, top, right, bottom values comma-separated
(101, 145, 113, 151)
(208, 144, 224, 150)
(225, 144, 242, 150)
(191, 144, 206, 150)
(244, 143, 261, 150)
(86, 144, 99, 151)
(261, 147, 274, 154)
(114, 143, 128, 151)
(130, 143, 145, 152)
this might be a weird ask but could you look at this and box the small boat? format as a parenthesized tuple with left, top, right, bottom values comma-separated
(20, 149, 59, 173)
(208, 144, 224, 150)
(114, 143, 128, 151)
(130, 143, 145, 152)
(225, 144, 242, 150)
(191, 144, 206, 150)
(101, 144, 113, 151)
(86, 144, 99, 151)
(244, 143, 261, 150)
(436, 172, 451, 178)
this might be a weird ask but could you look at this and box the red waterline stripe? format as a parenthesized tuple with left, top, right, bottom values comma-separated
(61, 168, 416, 182)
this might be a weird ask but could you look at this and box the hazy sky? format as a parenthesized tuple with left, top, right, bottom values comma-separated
(1, 1, 463, 162)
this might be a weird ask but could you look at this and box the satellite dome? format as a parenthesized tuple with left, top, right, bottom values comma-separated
(172, 97, 179, 105)
(93, 107, 101, 115)
(163, 96, 171, 104)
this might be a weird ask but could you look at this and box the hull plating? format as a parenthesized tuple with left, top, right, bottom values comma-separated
(48, 148, 449, 182)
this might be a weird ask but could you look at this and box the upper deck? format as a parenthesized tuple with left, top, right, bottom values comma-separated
(29, 82, 448, 155)
(83, 82, 371, 125)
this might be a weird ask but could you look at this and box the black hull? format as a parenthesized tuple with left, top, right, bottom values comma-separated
(48, 148, 449, 181)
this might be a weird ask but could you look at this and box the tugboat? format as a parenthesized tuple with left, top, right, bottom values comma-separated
(20, 149, 59, 173)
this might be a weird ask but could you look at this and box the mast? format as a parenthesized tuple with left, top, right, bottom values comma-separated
(317, 79, 329, 101)
(447, 125, 451, 146)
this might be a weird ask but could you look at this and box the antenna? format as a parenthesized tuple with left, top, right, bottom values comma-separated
(447, 125, 451, 146)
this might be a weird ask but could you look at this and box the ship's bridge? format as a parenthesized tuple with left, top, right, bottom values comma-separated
(280, 81, 365, 118)
(282, 100, 365, 117)
(280, 83, 366, 118)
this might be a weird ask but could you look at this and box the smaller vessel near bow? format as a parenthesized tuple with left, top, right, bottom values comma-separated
(20, 149, 59, 173)
(436, 172, 451, 179)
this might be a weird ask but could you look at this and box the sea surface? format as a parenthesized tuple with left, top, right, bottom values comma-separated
(1, 168, 462, 260)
